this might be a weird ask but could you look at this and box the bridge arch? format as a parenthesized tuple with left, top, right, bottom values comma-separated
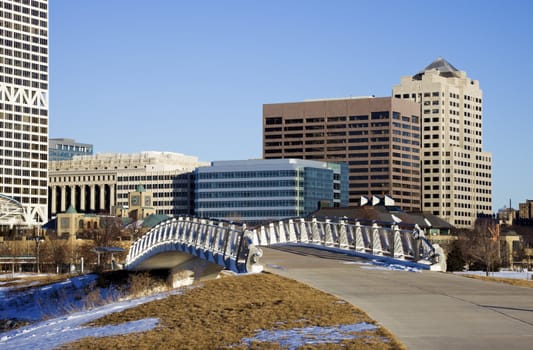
(125, 216, 446, 274)
(125, 216, 263, 273)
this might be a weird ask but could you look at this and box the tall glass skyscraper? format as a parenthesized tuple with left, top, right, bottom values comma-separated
(0, 0, 49, 225)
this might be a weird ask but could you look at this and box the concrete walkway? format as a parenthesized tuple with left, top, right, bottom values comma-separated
(261, 246, 533, 350)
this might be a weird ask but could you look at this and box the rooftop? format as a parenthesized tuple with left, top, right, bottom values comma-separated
(413, 57, 461, 80)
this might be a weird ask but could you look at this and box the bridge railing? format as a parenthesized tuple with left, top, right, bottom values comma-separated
(125, 217, 263, 273)
(126, 216, 445, 273)
(251, 217, 444, 269)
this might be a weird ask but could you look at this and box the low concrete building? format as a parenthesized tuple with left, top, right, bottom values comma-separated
(48, 151, 205, 218)
(194, 159, 349, 225)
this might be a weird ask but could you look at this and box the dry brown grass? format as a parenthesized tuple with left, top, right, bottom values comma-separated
(62, 272, 405, 350)
(461, 274, 533, 288)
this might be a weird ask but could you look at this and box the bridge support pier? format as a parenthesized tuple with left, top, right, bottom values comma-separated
(168, 257, 224, 288)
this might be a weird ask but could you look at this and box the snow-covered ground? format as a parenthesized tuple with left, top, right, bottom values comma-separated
(0, 273, 120, 322)
(0, 271, 392, 349)
(239, 322, 379, 348)
(0, 272, 183, 350)
(0, 289, 176, 350)
(454, 270, 533, 280)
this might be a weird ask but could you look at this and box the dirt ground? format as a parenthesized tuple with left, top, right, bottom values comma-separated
(62, 272, 405, 349)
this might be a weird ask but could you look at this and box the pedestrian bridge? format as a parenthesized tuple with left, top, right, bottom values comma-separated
(125, 216, 446, 274)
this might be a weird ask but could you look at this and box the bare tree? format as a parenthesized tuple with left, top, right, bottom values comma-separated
(512, 242, 527, 268)
(41, 239, 69, 274)
(457, 218, 501, 276)
(82, 216, 125, 271)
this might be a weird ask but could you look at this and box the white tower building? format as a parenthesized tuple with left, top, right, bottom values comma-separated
(0, 0, 49, 226)
(393, 58, 492, 228)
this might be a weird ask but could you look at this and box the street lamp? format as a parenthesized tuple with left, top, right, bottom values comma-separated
(31, 235, 44, 274)
(0, 241, 4, 274)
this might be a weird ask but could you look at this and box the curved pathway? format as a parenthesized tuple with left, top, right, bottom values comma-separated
(261, 246, 533, 350)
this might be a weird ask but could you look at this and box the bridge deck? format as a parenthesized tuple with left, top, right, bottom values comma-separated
(261, 247, 533, 350)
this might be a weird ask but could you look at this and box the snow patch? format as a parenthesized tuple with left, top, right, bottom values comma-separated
(455, 270, 533, 280)
(0, 288, 179, 350)
(239, 322, 379, 348)
(343, 259, 421, 272)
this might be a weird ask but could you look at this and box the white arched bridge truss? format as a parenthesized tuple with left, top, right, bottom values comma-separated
(0, 194, 45, 227)
(125, 216, 446, 273)
(125, 217, 263, 274)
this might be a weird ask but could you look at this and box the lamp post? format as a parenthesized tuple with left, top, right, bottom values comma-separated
(0, 241, 4, 274)
(32, 235, 44, 274)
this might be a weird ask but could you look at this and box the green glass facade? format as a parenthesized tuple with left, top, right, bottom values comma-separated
(194, 159, 348, 225)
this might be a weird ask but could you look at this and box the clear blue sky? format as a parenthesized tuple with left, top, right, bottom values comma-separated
(49, 0, 533, 212)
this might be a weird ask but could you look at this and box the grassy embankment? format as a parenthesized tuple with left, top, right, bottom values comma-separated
(62, 272, 405, 349)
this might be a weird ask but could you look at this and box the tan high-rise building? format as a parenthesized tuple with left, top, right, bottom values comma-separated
(393, 58, 492, 228)
(263, 96, 422, 212)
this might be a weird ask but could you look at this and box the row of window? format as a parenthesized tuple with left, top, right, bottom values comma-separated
(0, 185, 45, 194)
(282, 121, 421, 131)
(0, 103, 47, 116)
(0, 12, 47, 27)
(196, 209, 299, 218)
(0, 141, 46, 151)
(1, 176, 44, 185)
(2, 0, 47, 10)
(197, 200, 299, 209)
(0, 123, 47, 133)
(49, 151, 92, 160)
(0, 57, 47, 73)
(266, 112, 418, 124)
(118, 199, 189, 208)
(197, 170, 297, 180)
(0, 20, 46, 38)
(0, 150, 45, 160)
(0, 37, 46, 52)
(0, 158, 46, 169)
(0, 37, 46, 51)
(0, 27, 46, 40)
(0, 47, 47, 64)
(197, 189, 299, 199)
(116, 191, 189, 199)
(0, 71, 46, 88)
(0, 65, 46, 80)
(120, 183, 189, 191)
(51, 174, 115, 183)
(266, 136, 419, 146)
(397, 91, 482, 104)
(116, 174, 190, 182)
(197, 180, 300, 189)
(0, 112, 46, 123)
